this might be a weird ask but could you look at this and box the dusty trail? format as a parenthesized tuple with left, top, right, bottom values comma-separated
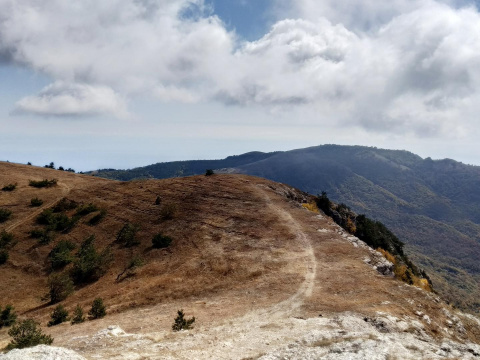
(5, 183, 71, 232)
(66, 184, 320, 360)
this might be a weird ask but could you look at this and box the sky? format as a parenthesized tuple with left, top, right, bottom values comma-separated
(1, 0, 480, 171)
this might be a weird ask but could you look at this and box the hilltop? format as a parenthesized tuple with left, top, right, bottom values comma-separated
(90, 145, 480, 312)
(1, 162, 480, 359)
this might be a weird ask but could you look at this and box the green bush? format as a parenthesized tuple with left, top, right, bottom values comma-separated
(87, 209, 107, 226)
(152, 233, 172, 249)
(71, 235, 112, 284)
(116, 223, 139, 247)
(0, 208, 12, 223)
(172, 309, 195, 331)
(48, 272, 74, 304)
(71, 304, 85, 325)
(30, 197, 44, 207)
(205, 169, 214, 176)
(29, 179, 57, 188)
(0, 305, 17, 328)
(0, 250, 8, 265)
(6, 319, 53, 350)
(75, 203, 98, 216)
(0, 230, 14, 248)
(36, 209, 78, 233)
(48, 240, 76, 270)
(52, 198, 77, 213)
(88, 298, 106, 319)
(2, 183, 16, 192)
(29, 229, 54, 245)
(47, 305, 69, 327)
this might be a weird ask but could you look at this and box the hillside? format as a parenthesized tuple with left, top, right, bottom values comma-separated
(1, 162, 480, 359)
(91, 145, 480, 312)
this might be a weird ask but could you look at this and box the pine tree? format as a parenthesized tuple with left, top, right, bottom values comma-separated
(172, 309, 195, 331)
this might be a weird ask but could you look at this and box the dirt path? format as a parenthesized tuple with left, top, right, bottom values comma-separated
(5, 183, 71, 232)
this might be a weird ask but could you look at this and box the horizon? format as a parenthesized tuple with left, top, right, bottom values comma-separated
(2, 0, 480, 170)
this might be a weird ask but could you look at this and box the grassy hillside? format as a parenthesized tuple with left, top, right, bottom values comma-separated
(92, 145, 480, 312)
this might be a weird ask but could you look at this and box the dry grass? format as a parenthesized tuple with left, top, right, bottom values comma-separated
(0, 161, 479, 349)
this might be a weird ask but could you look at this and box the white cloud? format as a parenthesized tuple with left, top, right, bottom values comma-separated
(14, 82, 128, 118)
(1, 0, 480, 138)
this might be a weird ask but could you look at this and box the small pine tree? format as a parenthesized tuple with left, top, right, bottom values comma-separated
(48, 272, 74, 304)
(47, 305, 69, 327)
(0, 249, 8, 265)
(88, 298, 106, 319)
(155, 196, 161, 205)
(30, 197, 44, 207)
(6, 319, 53, 350)
(205, 169, 214, 176)
(0, 304, 17, 328)
(152, 233, 172, 249)
(172, 309, 195, 331)
(71, 304, 85, 325)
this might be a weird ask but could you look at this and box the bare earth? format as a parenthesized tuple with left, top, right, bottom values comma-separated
(0, 162, 479, 359)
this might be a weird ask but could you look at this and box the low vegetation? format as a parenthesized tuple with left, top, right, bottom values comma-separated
(0, 305, 17, 328)
(36, 209, 78, 232)
(88, 298, 106, 319)
(2, 183, 16, 192)
(205, 169, 214, 176)
(160, 203, 177, 220)
(0, 230, 15, 248)
(152, 233, 172, 249)
(75, 203, 98, 216)
(116, 223, 139, 247)
(116, 256, 144, 282)
(30, 197, 44, 207)
(47, 272, 74, 304)
(29, 228, 54, 245)
(87, 209, 107, 226)
(315, 192, 432, 289)
(47, 305, 69, 327)
(29, 179, 57, 188)
(48, 240, 76, 270)
(71, 305, 85, 325)
(0, 208, 12, 223)
(0, 250, 8, 265)
(71, 235, 112, 284)
(172, 309, 195, 331)
(6, 319, 53, 350)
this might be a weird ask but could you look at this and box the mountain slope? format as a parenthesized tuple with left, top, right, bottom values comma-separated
(91, 145, 480, 312)
(1, 162, 480, 359)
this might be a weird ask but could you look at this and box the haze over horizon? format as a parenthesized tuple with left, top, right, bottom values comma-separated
(2, 0, 480, 171)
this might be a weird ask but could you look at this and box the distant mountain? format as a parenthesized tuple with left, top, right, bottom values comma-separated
(92, 145, 480, 311)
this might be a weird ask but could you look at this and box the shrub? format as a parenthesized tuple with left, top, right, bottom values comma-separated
(52, 198, 77, 213)
(0, 305, 17, 328)
(152, 233, 172, 249)
(47, 305, 69, 327)
(0, 250, 8, 265)
(36, 209, 78, 232)
(75, 203, 98, 216)
(0, 208, 12, 223)
(48, 272, 74, 304)
(30, 197, 44, 207)
(87, 209, 107, 226)
(48, 240, 76, 270)
(58, 166, 64, 171)
(172, 309, 195, 331)
(2, 183, 16, 192)
(6, 319, 53, 350)
(88, 298, 106, 319)
(71, 305, 85, 325)
(116, 223, 139, 247)
(71, 235, 112, 284)
(29, 179, 57, 188)
(205, 169, 214, 176)
(0, 230, 14, 248)
(160, 203, 177, 220)
(29, 229, 54, 245)
(155, 196, 161, 205)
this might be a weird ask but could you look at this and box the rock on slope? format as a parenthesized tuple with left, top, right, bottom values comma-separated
(0, 162, 479, 359)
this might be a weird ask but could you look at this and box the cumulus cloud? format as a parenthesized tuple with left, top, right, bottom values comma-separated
(1, 0, 480, 137)
(14, 82, 128, 118)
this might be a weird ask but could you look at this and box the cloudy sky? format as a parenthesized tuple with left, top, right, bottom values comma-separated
(1, 0, 480, 170)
